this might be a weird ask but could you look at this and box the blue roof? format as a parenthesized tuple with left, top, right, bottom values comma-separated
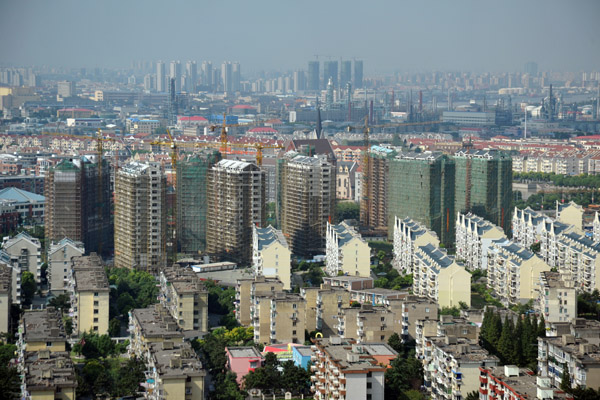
(0, 187, 44, 203)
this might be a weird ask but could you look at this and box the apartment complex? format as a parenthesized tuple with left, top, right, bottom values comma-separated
(388, 151, 455, 247)
(235, 276, 284, 326)
(538, 334, 600, 390)
(395, 296, 438, 342)
(412, 244, 471, 308)
(301, 284, 351, 336)
(18, 308, 68, 354)
(206, 159, 266, 265)
(3, 231, 42, 284)
(128, 304, 185, 359)
(536, 271, 577, 323)
(478, 366, 565, 400)
(512, 206, 547, 249)
(487, 239, 551, 306)
(360, 145, 395, 233)
(47, 238, 84, 293)
(143, 340, 206, 400)
(392, 217, 440, 274)
(176, 151, 221, 254)
(67, 253, 109, 335)
(158, 265, 208, 333)
(335, 304, 397, 343)
(45, 156, 112, 255)
(114, 161, 167, 272)
(252, 292, 306, 344)
(454, 149, 513, 234)
(0, 264, 11, 334)
(556, 200, 584, 233)
(325, 221, 370, 277)
(252, 225, 291, 290)
(310, 337, 389, 400)
(455, 212, 506, 271)
(421, 336, 499, 400)
(279, 152, 335, 256)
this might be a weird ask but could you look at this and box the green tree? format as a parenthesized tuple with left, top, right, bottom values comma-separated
(243, 352, 280, 390)
(385, 353, 424, 399)
(335, 201, 360, 222)
(280, 360, 311, 393)
(560, 363, 571, 392)
(214, 372, 245, 400)
(48, 293, 71, 310)
(109, 318, 121, 337)
(465, 391, 479, 400)
(0, 365, 20, 400)
(21, 271, 36, 306)
(78, 360, 112, 398)
(113, 358, 146, 397)
(497, 316, 514, 364)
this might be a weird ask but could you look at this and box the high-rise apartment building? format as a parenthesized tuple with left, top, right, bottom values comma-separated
(293, 70, 306, 92)
(221, 61, 233, 92)
(360, 145, 395, 234)
(353, 60, 363, 89)
(114, 162, 167, 273)
(206, 160, 266, 265)
(45, 157, 112, 255)
(323, 60, 338, 89)
(169, 60, 181, 92)
(388, 152, 455, 248)
(201, 61, 213, 89)
(340, 60, 352, 86)
(57, 80, 75, 98)
(308, 61, 320, 91)
(156, 61, 166, 92)
(454, 149, 512, 234)
(185, 60, 197, 92)
(176, 152, 221, 255)
(232, 62, 241, 92)
(279, 152, 335, 257)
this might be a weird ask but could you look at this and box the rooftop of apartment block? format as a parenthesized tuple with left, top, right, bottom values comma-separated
(22, 307, 66, 342)
(23, 351, 77, 391)
(149, 341, 205, 379)
(131, 305, 184, 340)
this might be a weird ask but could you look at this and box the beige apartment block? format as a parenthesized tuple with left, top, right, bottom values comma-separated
(252, 225, 291, 290)
(143, 340, 206, 400)
(18, 308, 67, 354)
(536, 271, 577, 323)
(21, 351, 77, 400)
(3, 231, 42, 283)
(0, 264, 10, 334)
(47, 238, 84, 293)
(302, 284, 351, 337)
(159, 265, 208, 333)
(336, 304, 397, 343)
(310, 337, 388, 400)
(393, 216, 440, 274)
(325, 221, 370, 277)
(455, 212, 506, 271)
(114, 162, 167, 273)
(413, 244, 471, 308)
(252, 292, 306, 344)
(487, 239, 551, 307)
(387, 296, 437, 342)
(128, 304, 185, 360)
(556, 200, 584, 233)
(68, 253, 109, 335)
(235, 276, 284, 326)
(512, 206, 547, 249)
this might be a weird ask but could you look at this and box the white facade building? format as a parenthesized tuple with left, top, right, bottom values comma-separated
(392, 216, 439, 274)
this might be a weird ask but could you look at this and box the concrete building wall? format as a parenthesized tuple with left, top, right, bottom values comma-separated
(438, 262, 472, 308)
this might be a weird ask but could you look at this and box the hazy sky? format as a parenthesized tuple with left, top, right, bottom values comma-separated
(1, 0, 599, 74)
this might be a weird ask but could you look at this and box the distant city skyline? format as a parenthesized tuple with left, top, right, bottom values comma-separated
(1, 0, 599, 73)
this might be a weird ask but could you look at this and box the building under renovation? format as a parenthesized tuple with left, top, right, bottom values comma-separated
(176, 151, 221, 255)
(206, 159, 266, 266)
(278, 152, 335, 257)
(360, 145, 396, 234)
(114, 162, 166, 272)
(454, 149, 513, 234)
(388, 152, 455, 248)
(44, 156, 112, 255)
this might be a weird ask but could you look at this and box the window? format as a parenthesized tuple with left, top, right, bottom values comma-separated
(293, 330, 297, 335)
(94, 292, 99, 297)
(94, 318, 98, 323)
(367, 382, 372, 389)
(94, 309, 98, 314)
(46, 342, 52, 347)
(94, 301, 99, 306)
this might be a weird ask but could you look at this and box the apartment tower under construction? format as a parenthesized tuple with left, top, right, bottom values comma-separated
(114, 162, 166, 272)
(206, 159, 266, 266)
(279, 152, 335, 257)
(44, 156, 112, 255)
(176, 151, 221, 254)
(360, 145, 396, 234)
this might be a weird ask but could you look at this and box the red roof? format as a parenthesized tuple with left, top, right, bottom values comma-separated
(179, 116, 207, 122)
(574, 135, 600, 140)
(232, 104, 256, 109)
(248, 127, 278, 134)
(57, 108, 94, 112)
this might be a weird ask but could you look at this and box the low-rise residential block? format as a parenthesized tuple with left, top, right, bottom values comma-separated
(128, 304, 185, 359)
(47, 238, 84, 293)
(225, 346, 264, 386)
(455, 212, 506, 271)
(20, 350, 77, 400)
(393, 216, 440, 274)
(235, 276, 284, 326)
(302, 284, 350, 336)
(536, 271, 577, 323)
(335, 304, 397, 343)
(252, 292, 306, 344)
(322, 275, 374, 291)
(252, 225, 292, 290)
(478, 365, 568, 400)
(325, 221, 370, 277)
(0, 263, 11, 334)
(3, 231, 42, 283)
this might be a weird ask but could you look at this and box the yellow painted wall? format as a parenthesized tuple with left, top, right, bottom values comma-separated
(259, 242, 291, 290)
(78, 291, 109, 335)
(520, 257, 551, 300)
(438, 263, 471, 308)
(340, 237, 370, 277)
(26, 341, 66, 353)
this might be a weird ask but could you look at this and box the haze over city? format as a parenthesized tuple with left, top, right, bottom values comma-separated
(1, 0, 599, 72)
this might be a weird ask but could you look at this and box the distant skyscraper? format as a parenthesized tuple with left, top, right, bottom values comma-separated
(293, 70, 306, 92)
(114, 162, 166, 273)
(340, 61, 352, 86)
(143, 74, 153, 91)
(232, 62, 241, 92)
(353, 60, 363, 89)
(156, 61, 166, 92)
(201, 61, 213, 89)
(57, 81, 75, 98)
(323, 60, 338, 89)
(308, 61, 320, 91)
(221, 61, 233, 92)
(524, 61, 538, 77)
(170, 61, 181, 92)
(185, 61, 197, 92)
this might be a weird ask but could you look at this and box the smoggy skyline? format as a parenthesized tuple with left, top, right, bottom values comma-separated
(1, 0, 599, 74)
